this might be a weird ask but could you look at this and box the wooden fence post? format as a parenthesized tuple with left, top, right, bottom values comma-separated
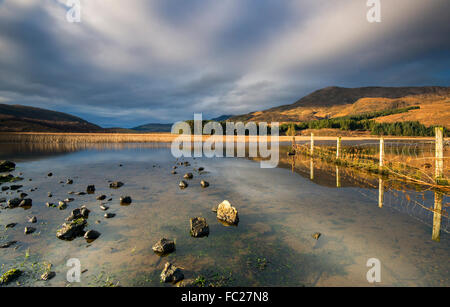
(336, 137, 341, 159)
(435, 127, 444, 180)
(310, 133, 314, 156)
(379, 137, 384, 167)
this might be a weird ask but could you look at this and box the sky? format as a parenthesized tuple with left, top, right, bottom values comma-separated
(0, 0, 449, 128)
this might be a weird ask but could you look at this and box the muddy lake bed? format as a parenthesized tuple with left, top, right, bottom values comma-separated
(0, 142, 448, 287)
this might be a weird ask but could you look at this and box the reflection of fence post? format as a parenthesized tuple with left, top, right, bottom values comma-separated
(336, 166, 341, 187)
(435, 127, 444, 180)
(310, 158, 314, 180)
(310, 133, 314, 156)
(379, 137, 384, 167)
(378, 178, 384, 208)
(432, 191, 443, 242)
(336, 137, 341, 159)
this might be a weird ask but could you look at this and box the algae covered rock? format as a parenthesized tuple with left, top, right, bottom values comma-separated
(0, 161, 15, 172)
(0, 268, 21, 284)
(56, 218, 87, 240)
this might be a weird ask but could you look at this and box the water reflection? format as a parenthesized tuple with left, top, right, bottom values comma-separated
(432, 191, 443, 242)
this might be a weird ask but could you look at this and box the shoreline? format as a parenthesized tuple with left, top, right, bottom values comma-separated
(0, 132, 444, 143)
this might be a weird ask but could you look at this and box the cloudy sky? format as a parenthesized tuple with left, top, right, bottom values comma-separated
(0, 0, 449, 127)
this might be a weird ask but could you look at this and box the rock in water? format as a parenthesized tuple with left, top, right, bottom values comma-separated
(5, 223, 17, 228)
(28, 216, 37, 223)
(86, 185, 95, 194)
(96, 195, 106, 201)
(24, 227, 35, 234)
(312, 232, 321, 240)
(190, 217, 209, 237)
(183, 173, 193, 179)
(100, 204, 109, 211)
(179, 181, 188, 189)
(7, 198, 21, 208)
(120, 196, 132, 205)
(66, 179, 73, 184)
(152, 238, 175, 254)
(0, 161, 15, 172)
(58, 201, 67, 210)
(160, 262, 184, 283)
(104, 212, 115, 218)
(19, 198, 32, 208)
(47, 173, 53, 177)
(0, 269, 21, 285)
(200, 180, 209, 188)
(216, 200, 239, 225)
(84, 230, 101, 240)
(41, 271, 56, 281)
(0, 241, 17, 248)
(109, 181, 124, 188)
(56, 218, 87, 240)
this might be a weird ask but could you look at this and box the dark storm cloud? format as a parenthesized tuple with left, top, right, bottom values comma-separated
(0, 0, 448, 128)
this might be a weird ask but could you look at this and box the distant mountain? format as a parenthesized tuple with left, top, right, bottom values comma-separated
(0, 104, 101, 132)
(132, 123, 173, 132)
(230, 86, 450, 128)
(210, 115, 233, 122)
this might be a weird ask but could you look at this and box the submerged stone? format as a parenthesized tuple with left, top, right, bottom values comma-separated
(56, 218, 87, 240)
(0, 161, 15, 172)
(0, 268, 21, 285)
(152, 238, 175, 254)
(190, 217, 209, 237)
(84, 230, 101, 240)
(160, 262, 184, 283)
(110, 181, 124, 189)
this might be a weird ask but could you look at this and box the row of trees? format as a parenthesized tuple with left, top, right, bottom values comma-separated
(280, 120, 448, 136)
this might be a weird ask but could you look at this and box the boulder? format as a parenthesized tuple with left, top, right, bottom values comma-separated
(41, 271, 56, 281)
(56, 218, 87, 240)
(7, 198, 21, 208)
(216, 200, 239, 225)
(152, 238, 175, 254)
(84, 230, 101, 240)
(0, 241, 17, 248)
(86, 185, 95, 194)
(0, 269, 21, 285)
(24, 227, 35, 234)
(200, 180, 209, 188)
(109, 181, 124, 189)
(19, 198, 32, 208)
(58, 201, 67, 210)
(190, 217, 209, 237)
(183, 173, 193, 179)
(160, 262, 184, 283)
(0, 161, 15, 172)
(120, 196, 132, 205)
(104, 212, 115, 218)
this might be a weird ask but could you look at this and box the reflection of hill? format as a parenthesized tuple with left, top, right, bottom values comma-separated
(0, 142, 171, 162)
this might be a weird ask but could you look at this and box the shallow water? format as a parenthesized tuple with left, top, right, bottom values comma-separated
(0, 142, 448, 287)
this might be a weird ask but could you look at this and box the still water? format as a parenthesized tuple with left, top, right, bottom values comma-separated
(0, 142, 448, 286)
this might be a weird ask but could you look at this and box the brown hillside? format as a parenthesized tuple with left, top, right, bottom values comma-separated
(231, 86, 450, 128)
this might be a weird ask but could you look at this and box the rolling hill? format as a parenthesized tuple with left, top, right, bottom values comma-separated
(0, 104, 101, 132)
(230, 86, 450, 128)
